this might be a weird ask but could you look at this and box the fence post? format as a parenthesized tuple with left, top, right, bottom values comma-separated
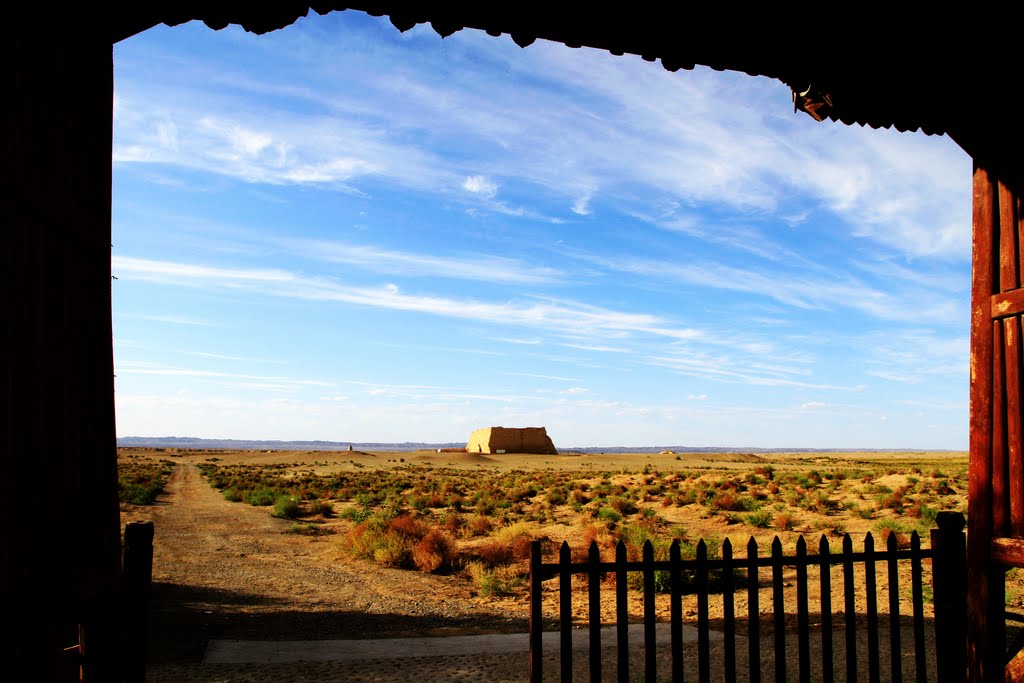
(122, 521, 153, 683)
(931, 511, 967, 683)
(530, 539, 543, 683)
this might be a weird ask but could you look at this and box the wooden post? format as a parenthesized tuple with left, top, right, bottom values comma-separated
(968, 162, 999, 683)
(529, 540, 542, 683)
(122, 521, 154, 683)
(932, 511, 967, 683)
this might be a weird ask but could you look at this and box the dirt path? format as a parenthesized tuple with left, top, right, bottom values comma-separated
(129, 462, 526, 676)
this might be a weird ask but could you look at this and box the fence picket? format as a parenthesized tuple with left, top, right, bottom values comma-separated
(529, 539, 542, 683)
(796, 536, 810, 683)
(697, 538, 710, 683)
(772, 536, 786, 683)
(866, 532, 881, 683)
(588, 541, 601, 683)
(722, 538, 736, 683)
(747, 537, 761, 683)
(888, 531, 904, 683)
(670, 540, 683, 683)
(560, 541, 572, 683)
(911, 531, 928, 683)
(616, 540, 628, 683)
(819, 535, 834, 683)
(643, 540, 656, 683)
(843, 533, 857, 683)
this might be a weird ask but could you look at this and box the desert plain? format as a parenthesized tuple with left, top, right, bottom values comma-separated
(117, 446, 985, 681)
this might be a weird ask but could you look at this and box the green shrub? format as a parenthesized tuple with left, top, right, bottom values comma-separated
(745, 510, 773, 528)
(338, 506, 372, 523)
(245, 487, 277, 506)
(223, 488, 243, 502)
(271, 495, 302, 519)
(466, 562, 525, 596)
(308, 500, 334, 517)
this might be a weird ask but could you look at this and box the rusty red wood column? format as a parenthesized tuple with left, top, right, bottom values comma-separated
(967, 161, 998, 683)
(967, 162, 1024, 683)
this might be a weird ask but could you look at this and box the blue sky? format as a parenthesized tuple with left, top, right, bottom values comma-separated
(111, 11, 971, 449)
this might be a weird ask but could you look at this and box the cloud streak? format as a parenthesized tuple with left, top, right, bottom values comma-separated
(113, 255, 703, 343)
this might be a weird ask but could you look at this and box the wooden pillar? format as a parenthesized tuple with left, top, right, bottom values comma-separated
(967, 158, 1024, 682)
(2, 6, 121, 680)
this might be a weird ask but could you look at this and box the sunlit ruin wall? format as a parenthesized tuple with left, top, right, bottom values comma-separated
(466, 427, 557, 454)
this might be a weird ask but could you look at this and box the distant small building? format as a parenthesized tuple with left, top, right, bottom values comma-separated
(466, 426, 557, 454)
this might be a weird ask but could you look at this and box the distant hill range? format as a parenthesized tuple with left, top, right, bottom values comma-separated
(116, 436, 957, 454)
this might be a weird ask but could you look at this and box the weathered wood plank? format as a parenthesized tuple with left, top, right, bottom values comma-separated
(991, 289, 1024, 320)
(991, 537, 1024, 567)
(1001, 177, 1020, 292)
(1005, 647, 1024, 683)
(1008, 316, 1024, 534)
(995, 320, 1009, 535)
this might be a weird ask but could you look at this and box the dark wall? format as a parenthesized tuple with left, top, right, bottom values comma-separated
(3, 6, 121, 679)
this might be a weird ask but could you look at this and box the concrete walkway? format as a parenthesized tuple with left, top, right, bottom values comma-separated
(204, 623, 727, 664)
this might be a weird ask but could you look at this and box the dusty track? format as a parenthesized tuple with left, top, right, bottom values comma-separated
(129, 462, 526, 677)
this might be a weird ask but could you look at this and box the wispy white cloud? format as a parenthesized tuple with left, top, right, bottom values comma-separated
(121, 313, 221, 327)
(116, 19, 970, 259)
(560, 343, 631, 353)
(566, 249, 960, 322)
(114, 255, 704, 343)
(116, 365, 334, 388)
(503, 371, 581, 382)
(282, 238, 562, 285)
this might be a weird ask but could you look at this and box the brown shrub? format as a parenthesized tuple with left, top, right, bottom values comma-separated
(413, 530, 455, 573)
(465, 515, 493, 538)
(388, 514, 429, 540)
(477, 539, 514, 567)
(774, 513, 797, 531)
